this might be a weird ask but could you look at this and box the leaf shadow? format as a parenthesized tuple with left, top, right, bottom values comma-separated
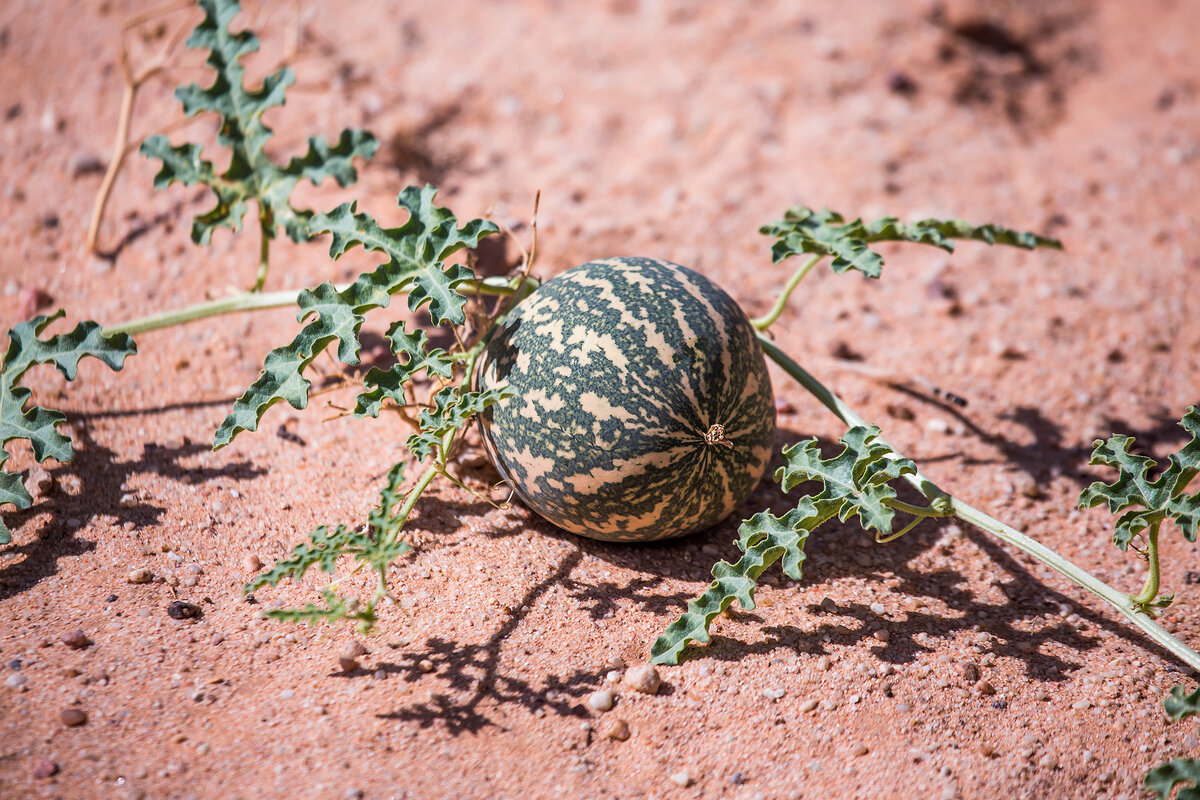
(0, 421, 264, 602)
(367, 549, 603, 735)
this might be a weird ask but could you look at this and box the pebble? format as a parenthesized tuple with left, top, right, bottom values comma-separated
(622, 664, 661, 695)
(870, 602, 886, 615)
(819, 597, 838, 613)
(604, 718, 631, 741)
(6, 673, 27, 690)
(418, 659, 435, 673)
(873, 629, 890, 643)
(763, 687, 785, 700)
(166, 601, 202, 620)
(962, 663, 981, 683)
(669, 770, 692, 787)
(817, 656, 832, 671)
(339, 641, 368, 672)
(799, 699, 819, 712)
(1072, 699, 1092, 710)
(975, 680, 996, 696)
(117, 493, 138, 509)
(127, 568, 153, 584)
(32, 759, 58, 778)
(243, 554, 263, 572)
(588, 689, 615, 712)
(853, 744, 869, 757)
(60, 708, 88, 727)
(69, 152, 105, 177)
(60, 629, 92, 650)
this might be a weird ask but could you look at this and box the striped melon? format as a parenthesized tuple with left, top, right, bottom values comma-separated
(475, 257, 776, 542)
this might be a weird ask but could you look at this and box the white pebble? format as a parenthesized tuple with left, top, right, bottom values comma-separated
(799, 699, 819, 713)
(623, 664, 661, 695)
(127, 568, 153, 584)
(669, 770, 692, 787)
(587, 690, 614, 712)
(763, 687, 785, 700)
(5, 673, 27, 689)
(870, 602, 886, 615)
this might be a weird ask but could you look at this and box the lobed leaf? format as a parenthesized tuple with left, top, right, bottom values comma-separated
(1166, 684, 1200, 722)
(760, 206, 1061, 278)
(0, 312, 136, 544)
(354, 327, 456, 418)
(1078, 406, 1200, 550)
(213, 187, 496, 448)
(650, 504, 826, 665)
(247, 462, 411, 593)
(776, 425, 917, 534)
(140, 0, 377, 249)
(1145, 758, 1200, 800)
(263, 588, 378, 633)
(406, 386, 513, 464)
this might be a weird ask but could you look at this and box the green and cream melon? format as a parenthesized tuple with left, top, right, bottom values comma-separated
(475, 257, 776, 542)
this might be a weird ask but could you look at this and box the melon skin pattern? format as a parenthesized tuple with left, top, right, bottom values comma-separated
(477, 257, 776, 542)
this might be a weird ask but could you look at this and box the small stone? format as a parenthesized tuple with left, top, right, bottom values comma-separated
(819, 597, 838, 613)
(873, 629, 890, 643)
(32, 759, 59, 778)
(605, 654, 626, 670)
(799, 699, 819, 713)
(418, 659, 435, 673)
(669, 770, 692, 787)
(870, 602, 886, 615)
(243, 554, 262, 572)
(339, 641, 368, 672)
(622, 664, 661, 695)
(60, 629, 92, 650)
(60, 708, 88, 727)
(6, 673, 27, 690)
(817, 656, 832, 671)
(975, 680, 996, 696)
(604, 718, 631, 741)
(166, 601, 202, 620)
(853, 744, 869, 757)
(588, 689, 615, 712)
(1071, 699, 1092, 711)
(117, 493, 138, 509)
(763, 687, 785, 700)
(962, 663, 981, 683)
(70, 152, 105, 177)
(127, 568, 153, 584)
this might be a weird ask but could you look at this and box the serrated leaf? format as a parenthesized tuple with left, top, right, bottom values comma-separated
(1078, 406, 1200, 549)
(311, 185, 499, 325)
(213, 187, 496, 447)
(248, 462, 411, 593)
(651, 503, 826, 665)
(140, 0, 377, 250)
(1145, 758, 1200, 800)
(759, 206, 1061, 278)
(263, 588, 378, 631)
(0, 312, 136, 544)
(776, 425, 917, 534)
(354, 326, 456, 418)
(1166, 684, 1200, 722)
(406, 386, 512, 464)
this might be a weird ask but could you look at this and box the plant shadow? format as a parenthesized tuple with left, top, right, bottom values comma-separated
(0, 421, 264, 602)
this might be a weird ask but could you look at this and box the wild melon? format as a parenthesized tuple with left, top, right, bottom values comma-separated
(475, 257, 776, 542)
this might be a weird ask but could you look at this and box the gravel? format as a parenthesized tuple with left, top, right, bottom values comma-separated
(127, 568, 153, 584)
(60, 708, 87, 727)
(60, 629, 92, 650)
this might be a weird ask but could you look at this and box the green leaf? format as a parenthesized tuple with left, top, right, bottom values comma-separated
(1145, 758, 1200, 800)
(0, 312, 136, 544)
(759, 207, 1062, 278)
(650, 504, 826, 665)
(213, 187, 496, 448)
(776, 425, 917, 534)
(263, 588, 378, 633)
(354, 326, 456, 418)
(1166, 684, 1200, 722)
(406, 386, 512, 464)
(248, 462, 411, 592)
(311, 185, 499, 326)
(140, 0, 377, 248)
(1078, 406, 1200, 550)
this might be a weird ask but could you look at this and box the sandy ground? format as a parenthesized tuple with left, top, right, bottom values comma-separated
(1, 0, 1199, 798)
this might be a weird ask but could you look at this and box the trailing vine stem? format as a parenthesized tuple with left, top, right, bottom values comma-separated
(101, 275, 521, 338)
(1130, 521, 1163, 611)
(758, 334, 1200, 674)
(751, 254, 821, 331)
